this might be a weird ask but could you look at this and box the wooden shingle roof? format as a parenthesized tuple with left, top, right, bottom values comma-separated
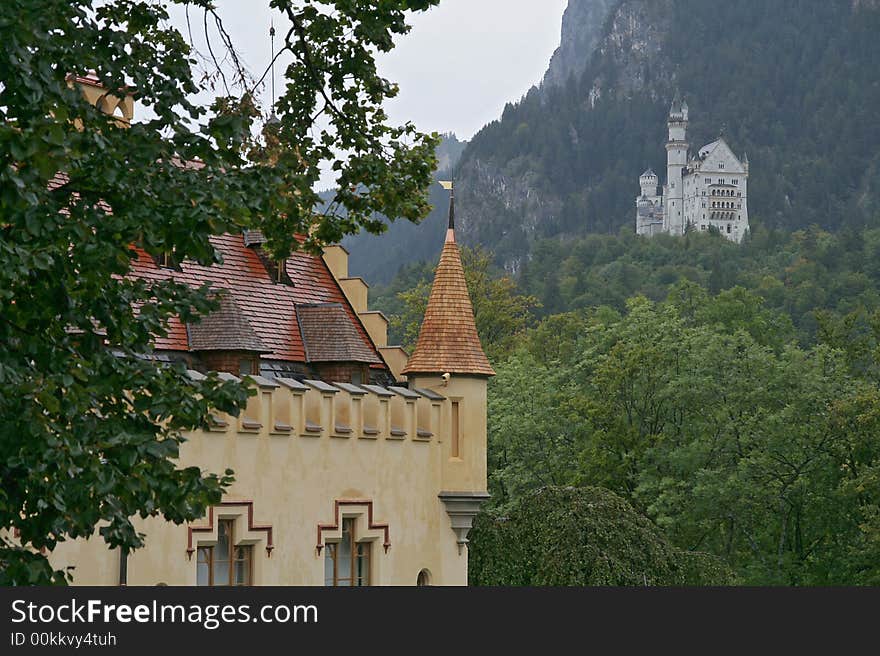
(401, 229, 494, 377)
(296, 303, 382, 364)
(187, 293, 267, 353)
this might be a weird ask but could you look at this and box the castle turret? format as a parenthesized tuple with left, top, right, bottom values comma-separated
(401, 180, 493, 559)
(665, 93, 689, 235)
(639, 169, 658, 197)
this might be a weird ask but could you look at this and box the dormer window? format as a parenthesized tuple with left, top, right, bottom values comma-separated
(154, 249, 178, 270)
(254, 248, 289, 285)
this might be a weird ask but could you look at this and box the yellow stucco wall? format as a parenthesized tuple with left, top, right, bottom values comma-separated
(48, 377, 487, 586)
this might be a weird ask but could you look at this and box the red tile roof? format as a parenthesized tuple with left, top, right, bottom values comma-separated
(128, 233, 386, 369)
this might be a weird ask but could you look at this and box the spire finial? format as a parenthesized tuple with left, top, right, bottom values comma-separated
(268, 21, 278, 124)
(439, 178, 455, 241)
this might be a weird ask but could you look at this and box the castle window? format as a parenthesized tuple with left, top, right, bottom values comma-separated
(196, 519, 252, 586)
(324, 518, 371, 586)
(451, 401, 461, 459)
(239, 358, 259, 377)
(154, 249, 179, 270)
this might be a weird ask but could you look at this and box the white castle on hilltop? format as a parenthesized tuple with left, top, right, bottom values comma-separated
(636, 96, 749, 242)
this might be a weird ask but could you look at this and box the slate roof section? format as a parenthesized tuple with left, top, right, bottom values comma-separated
(295, 303, 383, 364)
(401, 229, 494, 377)
(187, 293, 267, 352)
(127, 233, 387, 369)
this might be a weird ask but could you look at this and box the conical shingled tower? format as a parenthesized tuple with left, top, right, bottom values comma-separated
(404, 181, 492, 556)
(401, 182, 494, 377)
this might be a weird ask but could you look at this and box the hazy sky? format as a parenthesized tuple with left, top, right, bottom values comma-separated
(167, 0, 568, 141)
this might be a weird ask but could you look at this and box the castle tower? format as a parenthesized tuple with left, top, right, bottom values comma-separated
(401, 181, 493, 563)
(665, 95, 689, 235)
(639, 169, 659, 197)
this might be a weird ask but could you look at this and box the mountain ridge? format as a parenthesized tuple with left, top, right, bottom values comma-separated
(454, 0, 880, 272)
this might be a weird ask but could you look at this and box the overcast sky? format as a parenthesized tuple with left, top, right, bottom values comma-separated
(167, 0, 568, 141)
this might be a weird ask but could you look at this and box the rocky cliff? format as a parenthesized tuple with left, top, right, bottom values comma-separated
(541, 0, 618, 90)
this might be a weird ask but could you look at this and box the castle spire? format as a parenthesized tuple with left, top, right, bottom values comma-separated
(670, 90, 682, 116)
(444, 177, 455, 237)
(401, 181, 494, 377)
(266, 21, 280, 126)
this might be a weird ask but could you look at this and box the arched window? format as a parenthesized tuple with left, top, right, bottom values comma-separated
(417, 569, 432, 586)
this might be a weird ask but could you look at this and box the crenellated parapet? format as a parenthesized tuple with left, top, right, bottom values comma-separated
(188, 371, 447, 446)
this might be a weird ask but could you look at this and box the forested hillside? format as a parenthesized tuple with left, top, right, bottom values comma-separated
(455, 0, 880, 271)
(360, 1, 880, 584)
(370, 221, 880, 584)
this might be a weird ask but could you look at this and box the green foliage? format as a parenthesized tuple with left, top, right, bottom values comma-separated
(519, 226, 880, 345)
(482, 289, 880, 585)
(0, 0, 438, 584)
(373, 216, 880, 584)
(468, 486, 734, 586)
(380, 246, 539, 359)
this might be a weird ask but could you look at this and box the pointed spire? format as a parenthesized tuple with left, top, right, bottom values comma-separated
(448, 176, 455, 231)
(401, 181, 494, 378)
(266, 21, 280, 126)
(439, 179, 455, 243)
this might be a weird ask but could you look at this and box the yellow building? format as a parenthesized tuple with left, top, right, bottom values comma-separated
(45, 78, 493, 586)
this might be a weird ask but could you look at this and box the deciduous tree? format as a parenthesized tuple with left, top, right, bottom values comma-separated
(0, 0, 439, 584)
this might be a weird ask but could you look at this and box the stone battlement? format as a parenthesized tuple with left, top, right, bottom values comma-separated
(187, 371, 448, 445)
